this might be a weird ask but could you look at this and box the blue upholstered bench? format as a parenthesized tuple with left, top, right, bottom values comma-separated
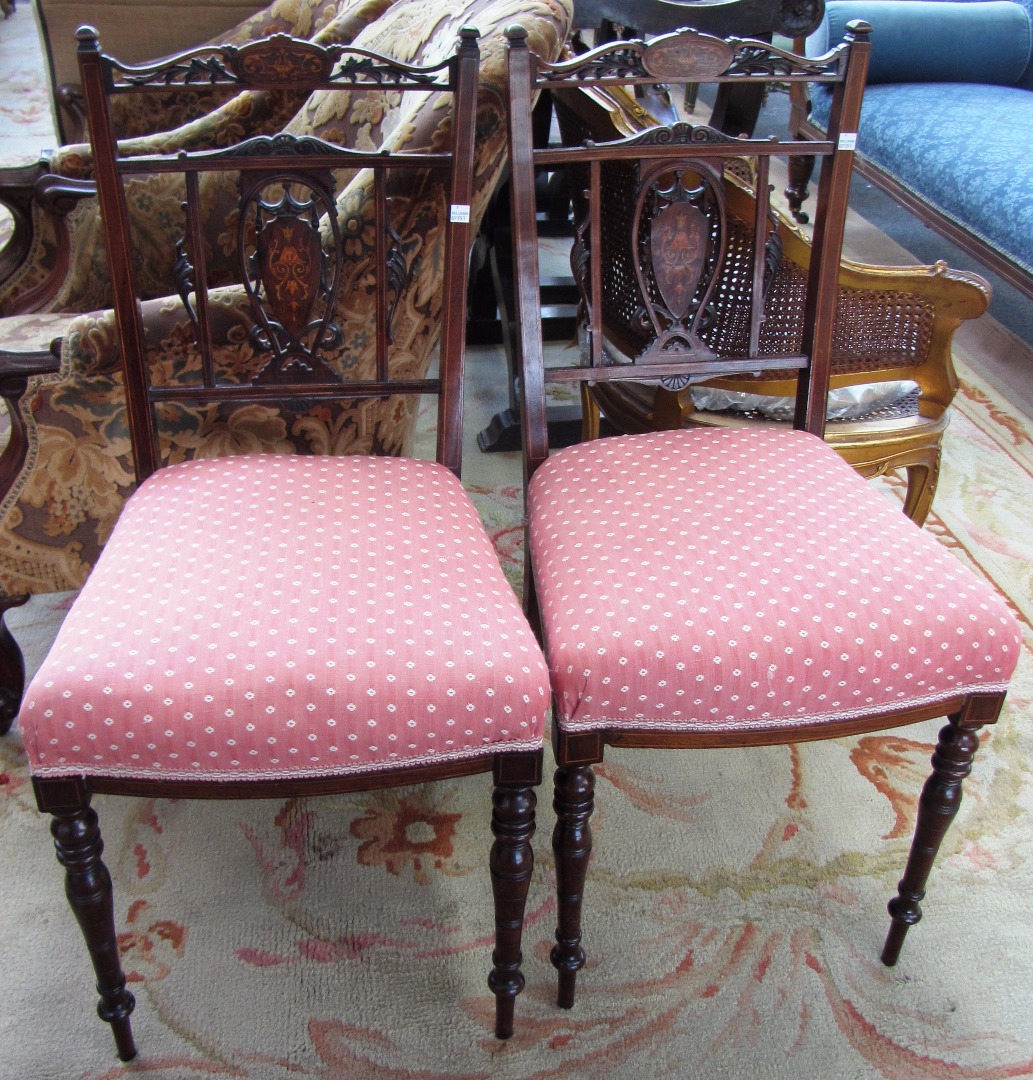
(790, 0, 1033, 300)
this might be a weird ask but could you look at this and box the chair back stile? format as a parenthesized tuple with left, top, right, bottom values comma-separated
(796, 32, 869, 431)
(77, 25, 480, 483)
(507, 22, 872, 482)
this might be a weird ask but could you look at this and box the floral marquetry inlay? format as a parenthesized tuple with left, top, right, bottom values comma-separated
(650, 199, 708, 321)
(233, 35, 336, 84)
(258, 215, 323, 336)
(242, 176, 344, 382)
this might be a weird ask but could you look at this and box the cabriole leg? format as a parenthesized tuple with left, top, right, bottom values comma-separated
(489, 753, 541, 1038)
(551, 764, 595, 1009)
(882, 706, 993, 965)
(49, 798, 137, 1060)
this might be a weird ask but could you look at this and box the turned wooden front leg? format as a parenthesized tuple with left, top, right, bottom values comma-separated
(551, 764, 595, 1009)
(488, 756, 540, 1039)
(785, 152, 816, 224)
(50, 802, 137, 1061)
(882, 700, 999, 965)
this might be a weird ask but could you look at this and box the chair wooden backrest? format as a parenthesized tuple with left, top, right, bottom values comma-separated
(505, 22, 871, 479)
(76, 23, 479, 484)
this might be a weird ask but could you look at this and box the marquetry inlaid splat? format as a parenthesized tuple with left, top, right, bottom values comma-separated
(241, 173, 343, 383)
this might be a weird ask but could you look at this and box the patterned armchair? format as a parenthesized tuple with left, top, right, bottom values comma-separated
(0, 0, 575, 729)
(0, 0, 396, 318)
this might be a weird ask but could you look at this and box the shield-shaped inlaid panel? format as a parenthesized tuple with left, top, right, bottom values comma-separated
(650, 200, 707, 320)
(257, 216, 323, 337)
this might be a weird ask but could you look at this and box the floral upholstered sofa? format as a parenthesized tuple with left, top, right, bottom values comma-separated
(791, 0, 1033, 299)
(0, 0, 574, 726)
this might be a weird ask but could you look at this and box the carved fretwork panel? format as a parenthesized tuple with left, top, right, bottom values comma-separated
(568, 152, 788, 387)
(239, 169, 344, 384)
(543, 28, 848, 87)
(634, 160, 724, 369)
(116, 33, 443, 92)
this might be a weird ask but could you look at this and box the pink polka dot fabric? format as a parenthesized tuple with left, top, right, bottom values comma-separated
(528, 428, 1020, 734)
(20, 455, 549, 780)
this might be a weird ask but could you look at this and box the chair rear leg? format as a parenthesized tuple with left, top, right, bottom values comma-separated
(48, 795, 137, 1060)
(0, 594, 28, 735)
(489, 752, 541, 1038)
(882, 696, 1003, 965)
(551, 763, 595, 1008)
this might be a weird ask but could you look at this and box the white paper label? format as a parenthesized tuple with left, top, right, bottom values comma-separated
(838, 132, 858, 151)
(450, 204, 471, 223)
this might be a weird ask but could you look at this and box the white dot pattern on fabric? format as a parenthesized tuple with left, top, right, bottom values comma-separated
(20, 455, 548, 779)
(527, 429, 1020, 734)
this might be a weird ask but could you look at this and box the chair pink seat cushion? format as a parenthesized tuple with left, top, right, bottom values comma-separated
(528, 428, 1020, 734)
(20, 455, 548, 780)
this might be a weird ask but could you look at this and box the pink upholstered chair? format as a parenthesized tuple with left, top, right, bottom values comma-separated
(503, 25, 1021, 1008)
(18, 26, 549, 1060)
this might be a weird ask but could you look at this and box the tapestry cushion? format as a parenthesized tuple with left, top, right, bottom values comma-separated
(811, 1, 1032, 85)
(19, 455, 548, 779)
(808, 81, 1033, 278)
(0, 312, 68, 353)
(528, 428, 1020, 734)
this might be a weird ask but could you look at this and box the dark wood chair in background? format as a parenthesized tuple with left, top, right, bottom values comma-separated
(16, 25, 549, 1061)
(573, 0, 827, 132)
(503, 23, 1021, 1008)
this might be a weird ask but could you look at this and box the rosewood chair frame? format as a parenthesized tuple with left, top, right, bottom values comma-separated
(25, 26, 544, 1060)
(504, 23, 1014, 1010)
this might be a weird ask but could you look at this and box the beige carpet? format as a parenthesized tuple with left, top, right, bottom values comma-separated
(4, 2, 1033, 1076)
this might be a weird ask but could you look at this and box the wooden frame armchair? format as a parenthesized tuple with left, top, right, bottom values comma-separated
(16, 23, 552, 1062)
(504, 23, 1020, 1012)
(554, 84, 990, 526)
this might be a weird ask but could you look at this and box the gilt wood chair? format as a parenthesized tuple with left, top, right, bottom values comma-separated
(503, 24, 1021, 1008)
(572, 169, 989, 526)
(17, 26, 549, 1060)
(550, 82, 992, 526)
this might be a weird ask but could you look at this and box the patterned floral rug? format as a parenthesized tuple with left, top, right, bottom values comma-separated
(1, 337, 1032, 1079)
